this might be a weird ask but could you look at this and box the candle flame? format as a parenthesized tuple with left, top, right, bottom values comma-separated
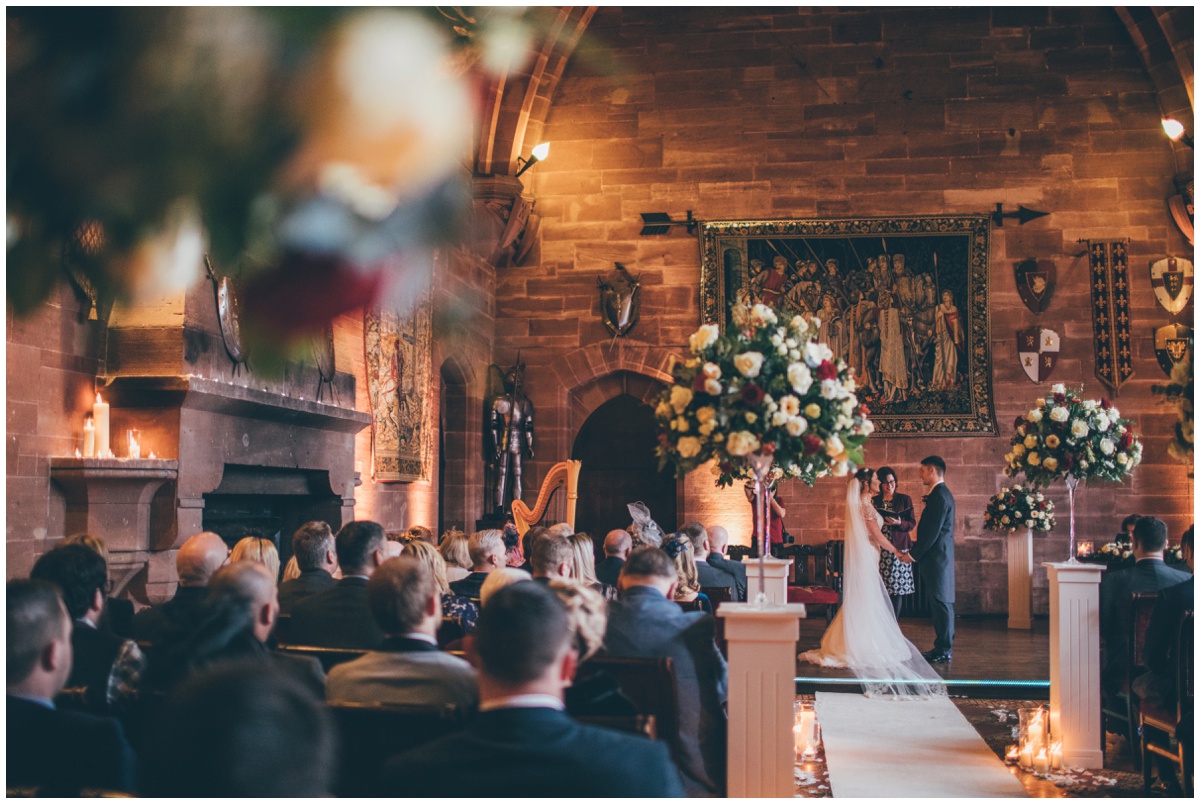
(96, 393, 103, 404)
(75, 448, 82, 458)
(149, 451, 157, 459)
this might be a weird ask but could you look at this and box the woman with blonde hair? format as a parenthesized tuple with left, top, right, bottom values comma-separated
(229, 536, 280, 580)
(547, 580, 637, 718)
(438, 529, 471, 582)
(663, 532, 709, 611)
(570, 532, 617, 601)
(403, 539, 479, 633)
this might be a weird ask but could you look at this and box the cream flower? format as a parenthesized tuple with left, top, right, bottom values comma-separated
(1027, 452, 1040, 466)
(820, 381, 839, 400)
(1070, 420, 1089, 439)
(785, 417, 807, 437)
(688, 324, 719, 354)
(702, 362, 721, 380)
(704, 378, 722, 395)
(669, 386, 693, 414)
(1049, 406, 1069, 423)
(1027, 409, 1043, 422)
(824, 434, 844, 458)
(788, 363, 813, 395)
(772, 411, 789, 427)
(1099, 438, 1115, 456)
(676, 436, 702, 459)
(780, 395, 801, 417)
(726, 431, 760, 456)
(802, 342, 823, 368)
(733, 351, 765, 378)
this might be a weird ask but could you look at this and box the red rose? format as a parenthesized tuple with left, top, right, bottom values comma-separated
(802, 435, 822, 455)
(1061, 454, 1075, 471)
(761, 442, 776, 455)
(1053, 392, 1066, 405)
(1120, 432, 1133, 450)
(692, 375, 707, 392)
(658, 434, 670, 446)
(719, 461, 732, 475)
(816, 361, 838, 381)
(1014, 415, 1025, 430)
(741, 383, 765, 405)
(1100, 398, 1112, 410)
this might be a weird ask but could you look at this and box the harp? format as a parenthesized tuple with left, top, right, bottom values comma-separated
(511, 460, 582, 536)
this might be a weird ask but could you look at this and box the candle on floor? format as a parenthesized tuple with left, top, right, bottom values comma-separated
(92, 394, 110, 457)
(83, 417, 95, 458)
(1005, 745, 1019, 764)
(1077, 540, 1093, 558)
(1019, 744, 1033, 769)
(1033, 749, 1049, 775)
(1049, 742, 1063, 770)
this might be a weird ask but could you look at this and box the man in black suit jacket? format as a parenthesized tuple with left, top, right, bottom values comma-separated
(1100, 517, 1191, 695)
(911, 455, 956, 663)
(384, 582, 683, 797)
(448, 528, 507, 598)
(278, 521, 338, 615)
(706, 525, 748, 602)
(595, 529, 631, 587)
(288, 521, 388, 650)
(605, 547, 728, 796)
(131, 530, 229, 644)
(7, 579, 136, 795)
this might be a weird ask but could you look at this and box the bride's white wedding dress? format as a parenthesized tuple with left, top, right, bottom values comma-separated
(800, 479, 947, 700)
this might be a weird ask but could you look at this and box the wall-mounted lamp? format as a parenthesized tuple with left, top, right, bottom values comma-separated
(1162, 118, 1193, 149)
(514, 142, 551, 179)
(639, 210, 697, 236)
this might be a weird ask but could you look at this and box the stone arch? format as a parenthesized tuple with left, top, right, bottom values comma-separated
(437, 353, 483, 533)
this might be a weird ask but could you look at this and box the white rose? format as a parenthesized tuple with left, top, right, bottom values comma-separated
(831, 460, 850, 477)
(1117, 452, 1128, 464)
(1070, 420, 1089, 439)
(1079, 459, 1089, 469)
(770, 332, 783, 347)
(825, 434, 844, 458)
(776, 343, 788, 356)
(676, 437, 702, 459)
(780, 395, 801, 417)
(1093, 414, 1110, 432)
(804, 403, 822, 419)
(785, 337, 798, 349)
(1051, 383, 1066, 394)
(858, 419, 875, 435)
(1027, 409, 1043, 422)
(704, 378, 722, 395)
(674, 417, 690, 433)
(1082, 400, 1097, 411)
(788, 363, 813, 395)
(744, 412, 758, 425)
(733, 351, 764, 378)
(820, 380, 839, 400)
(785, 417, 807, 437)
(803, 342, 823, 368)
(1025, 520, 1034, 529)
(725, 431, 761, 456)
(1099, 438, 1115, 456)
(816, 343, 833, 363)
(1108, 406, 1120, 420)
(1050, 406, 1069, 423)
(772, 411, 789, 427)
(702, 362, 721, 380)
(790, 315, 806, 331)
(670, 386, 693, 413)
(835, 413, 852, 429)
(688, 324, 719, 354)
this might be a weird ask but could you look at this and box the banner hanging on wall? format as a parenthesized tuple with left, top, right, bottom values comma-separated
(1084, 240, 1134, 394)
(365, 291, 433, 483)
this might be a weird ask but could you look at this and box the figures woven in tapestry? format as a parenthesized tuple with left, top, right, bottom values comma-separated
(699, 215, 996, 436)
(365, 294, 433, 482)
(1083, 240, 1134, 394)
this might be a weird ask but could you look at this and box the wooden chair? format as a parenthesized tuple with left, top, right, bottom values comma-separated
(276, 644, 368, 673)
(1141, 610, 1194, 796)
(784, 540, 841, 623)
(436, 615, 464, 648)
(326, 701, 466, 797)
(700, 586, 733, 606)
(677, 597, 712, 614)
(1101, 592, 1158, 768)
(582, 656, 679, 754)
(574, 713, 658, 739)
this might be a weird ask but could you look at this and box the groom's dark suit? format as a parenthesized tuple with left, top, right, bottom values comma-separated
(912, 481, 956, 655)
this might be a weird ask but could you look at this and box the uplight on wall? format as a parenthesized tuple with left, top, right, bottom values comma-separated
(514, 142, 550, 178)
(1161, 118, 1193, 148)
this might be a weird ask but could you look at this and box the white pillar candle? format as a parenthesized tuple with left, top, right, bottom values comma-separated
(1033, 750, 1050, 775)
(1019, 744, 1033, 769)
(1049, 742, 1063, 770)
(83, 418, 95, 458)
(92, 394, 110, 458)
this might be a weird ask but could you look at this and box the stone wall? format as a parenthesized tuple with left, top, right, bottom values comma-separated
(495, 6, 1194, 615)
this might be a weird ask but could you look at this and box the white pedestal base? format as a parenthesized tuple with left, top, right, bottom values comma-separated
(1043, 561, 1106, 769)
(741, 557, 793, 606)
(718, 602, 807, 797)
(1007, 529, 1033, 629)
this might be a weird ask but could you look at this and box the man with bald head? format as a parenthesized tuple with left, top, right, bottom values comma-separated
(704, 525, 747, 602)
(595, 529, 631, 587)
(132, 531, 228, 644)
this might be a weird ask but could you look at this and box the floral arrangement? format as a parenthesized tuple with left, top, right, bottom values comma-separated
(983, 486, 1056, 533)
(1097, 542, 1134, 561)
(1165, 543, 1185, 563)
(655, 302, 872, 487)
(1152, 351, 1194, 466)
(1003, 384, 1143, 487)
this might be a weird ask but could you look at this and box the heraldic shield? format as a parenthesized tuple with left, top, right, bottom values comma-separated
(1150, 256, 1194, 316)
(1014, 258, 1056, 313)
(1018, 326, 1060, 384)
(1154, 323, 1193, 377)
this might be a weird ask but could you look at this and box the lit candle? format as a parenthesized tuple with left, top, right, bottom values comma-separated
(1005, 745, 1019, 764)
(795, 709, 817, 756)
(148, 450, 157, 459)
(74, 448, 82, 459)
(83, 417, 95, 458)
(1049, 742, 1063, 770)
(127, 429, 141, 460)
(92, 393, 110, 458)
(1033, 749, 1049, 775)
(1019, 744, 1033, 769)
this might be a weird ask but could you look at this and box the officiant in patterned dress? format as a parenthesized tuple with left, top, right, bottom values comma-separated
(872, 466, 916, 617)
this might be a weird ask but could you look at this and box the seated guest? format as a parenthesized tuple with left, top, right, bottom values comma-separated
(229, 535, 280, 579)
(680, 521, 736, 596)
(627, 501, 665, 548)
(1115, 514, 1141, 548)
(705, 525, 748, 602)
(570, 532, 618, 600)
(480, 566, 532, 606)
(278, 521, 338, 615)
(383, 583, 684, 797)
(517, 525, 547, 573)
(141, 562, 324, 698)
(449, 529, 507, 599)
(7, 579, 136, 794)
(30, 544, 144, 713)
(132, 530, 228, 643)
(439, 528, 472, 583)
(326, 557, 478, 710)
(1133, 525, 1194, 710)
(63, 533, 134, 637)
(406, 525, 436, 545)
(664, 532, 710, 610)
(287, 521, 388, 650)
(140, 661, 335, 797)
(531, 533, 575, 583)
(606, 547, 728, 796)
(403, 539, 480, 633)
(504, 522, 525, 567)
(1099, 516, 1191, 695)
(550, 580, 638, 719)
(595, 529, 632, 587)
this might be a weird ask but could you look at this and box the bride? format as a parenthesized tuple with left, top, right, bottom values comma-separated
(800, 468, 947, 699)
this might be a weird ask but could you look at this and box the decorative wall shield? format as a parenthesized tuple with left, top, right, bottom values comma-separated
(365, 291, 433, 483)
(1017, 326, 1060, 384)
(1084, 240, 1134, 393)
(1149, 256, 1193, 315)
(698, 214, 995, 436)
(1014, 258, 1056, 313)
(597, 263, 641, 336)
(1154, 323, 1194, 377)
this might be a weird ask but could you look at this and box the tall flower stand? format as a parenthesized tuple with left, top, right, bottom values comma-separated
(742, 557, 793, 606)
(718, 603, 807, 797)
(1043, 561, 1106, 768)
(1006, 528, 1034, 629)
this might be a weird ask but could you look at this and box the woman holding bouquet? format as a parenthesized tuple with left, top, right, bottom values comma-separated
(872, 466, 916, 616)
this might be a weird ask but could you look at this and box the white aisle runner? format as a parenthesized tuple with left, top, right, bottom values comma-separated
(815, 692, 1028, 798)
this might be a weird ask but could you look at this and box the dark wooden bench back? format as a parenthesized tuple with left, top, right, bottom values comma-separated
(276, 644, 368, 672)
(582, 655, 679, 753)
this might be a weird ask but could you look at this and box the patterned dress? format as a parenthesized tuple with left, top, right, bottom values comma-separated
(876, 497, 915, 596)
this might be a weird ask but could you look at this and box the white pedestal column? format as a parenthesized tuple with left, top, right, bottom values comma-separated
(1006, 529, 1033, 629)
(718, 603, 807, 798)
(1043, 561, 1106, 769)
(741, 557, 793, 606)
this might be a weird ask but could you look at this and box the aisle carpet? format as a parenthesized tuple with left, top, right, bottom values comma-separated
(815, 691, 1029, 798)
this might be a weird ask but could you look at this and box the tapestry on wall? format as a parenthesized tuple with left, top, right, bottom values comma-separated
(1083, 240, 1134, 395)
(364, 293, 433, 482)
(698, 215, 996, 436)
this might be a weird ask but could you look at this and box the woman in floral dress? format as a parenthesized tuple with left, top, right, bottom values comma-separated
(872, 466, 916, 617)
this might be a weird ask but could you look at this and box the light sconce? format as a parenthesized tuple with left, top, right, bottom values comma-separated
(514, 142, 551, 179)
(639, 210, 698, 236)
(1162, 118, 1193, 149)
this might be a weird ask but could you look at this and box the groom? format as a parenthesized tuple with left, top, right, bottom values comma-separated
(911, 455, 955, 663)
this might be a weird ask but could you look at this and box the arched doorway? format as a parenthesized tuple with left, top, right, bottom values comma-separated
(571, 394, 676, 539)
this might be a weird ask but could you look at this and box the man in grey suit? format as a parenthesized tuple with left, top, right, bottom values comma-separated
(326, 557, 478, 710)
(911, 455, 955, 663)
(705, 525, 747, 602)
(1099, 516, 1191, 695)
